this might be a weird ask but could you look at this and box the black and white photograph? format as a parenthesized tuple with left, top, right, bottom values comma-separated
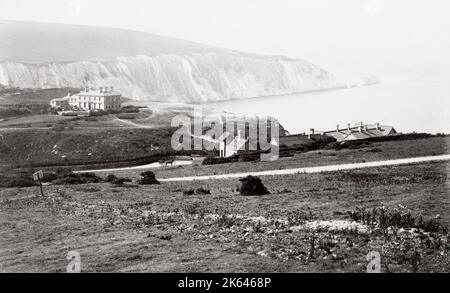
(0, 0, 449, 277)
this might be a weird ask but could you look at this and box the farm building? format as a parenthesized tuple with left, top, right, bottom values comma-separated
(50, 87, 121, 111)
(323, 123, 397, 142)
(49, 97, 69, 109)
(279, 131, 334, 147)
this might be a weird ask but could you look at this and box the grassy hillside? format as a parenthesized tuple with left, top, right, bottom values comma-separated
(0, 127, 180, 170)
(0, 20, 219, 63)
(0, 87, 81, 104)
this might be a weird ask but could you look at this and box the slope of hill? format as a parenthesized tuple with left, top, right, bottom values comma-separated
(0, 20, 342, 102)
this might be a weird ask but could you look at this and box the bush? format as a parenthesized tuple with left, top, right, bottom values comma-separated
(106, 174, 132, 185)
(78, 173, 102, 183)
(88, 110, 106, 117)
(62, 112, 78, 117)
(238, 153, 259, 162)
(202, 156, 238, 165)
(106, 174, 118, 182)
(239, 176, 270, 196)
(183, 189, 195, 196)
(117, 113, 137, 120)
(138, 171, 160, 185)
(121, 106, 141, 113)
(112, 178, 126, 185)
(52, 172, 84, 185)
(195, 187, 211, 195)
(183, 187, 211, 196)
(52, 171, 102, 185)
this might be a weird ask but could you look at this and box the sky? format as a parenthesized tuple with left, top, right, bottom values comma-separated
(1, 0, 449, 84)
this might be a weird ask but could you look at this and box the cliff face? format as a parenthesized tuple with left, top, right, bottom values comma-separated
(0, 20, 341, 103)
(0, 53, 339, 103)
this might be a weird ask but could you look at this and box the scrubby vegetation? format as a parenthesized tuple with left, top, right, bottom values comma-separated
(347, 206, 448, 234)
(239, 176, 270, 196)
(138, 171, 160, 185)
(0, 168, 105, 187)
(105, 174, 132, 185)
(183, 187, 211, 196)
(0, 88, 81, 118)
(51, 171, 103, 185)
(0, 104, 55, 119)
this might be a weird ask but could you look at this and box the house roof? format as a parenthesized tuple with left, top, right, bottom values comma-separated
(76, 89, 121, 97)
(51, 97, 69, 102)
(323, 124, 396, 141)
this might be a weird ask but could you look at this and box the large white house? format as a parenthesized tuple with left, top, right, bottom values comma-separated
(50, 87, 121, 111)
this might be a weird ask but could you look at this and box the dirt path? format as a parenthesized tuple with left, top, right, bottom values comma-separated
(159, 154, 450, 182)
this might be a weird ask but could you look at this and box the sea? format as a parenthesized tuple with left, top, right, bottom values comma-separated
(204, 83, 450, 135)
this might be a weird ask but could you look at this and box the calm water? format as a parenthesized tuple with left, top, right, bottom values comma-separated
(205, 83, 450, 135)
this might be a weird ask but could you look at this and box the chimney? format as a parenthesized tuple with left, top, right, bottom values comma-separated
(105, 86, 109, 92)
(376, 122, 380, 130)
(110, 86, 114, 92)
(67, 91, 72, 98)
(347, 123, 351, 131)
(308, 128, 315, 139)
(336, 124, 340, 132)
(364, 125, 368, 132)
(359, 122, 363, 133)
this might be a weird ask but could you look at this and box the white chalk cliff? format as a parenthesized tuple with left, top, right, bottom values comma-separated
(0, 20, 341, 103)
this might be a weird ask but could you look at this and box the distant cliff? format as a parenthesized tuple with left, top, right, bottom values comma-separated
(0, 20, 341, 103)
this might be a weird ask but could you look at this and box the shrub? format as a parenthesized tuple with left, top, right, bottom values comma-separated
(182, 187, 211, 196)
(183, 189, 195, 196)
(195, 187, 211, 195)
(106, 174, 118, 182)
(138, 171, 160, 185)
(52, 171, 102, 185)
(239, 176, 270, 196)
(52, 172, 84, 185)
(62, 112, 78, 117)
(78, 173, 102, 183)
(88, 110, 106, 117)
(117, 113, 137, 120)
(238, 153, 259, 162)
(106, 174, 132, 185)
(202, 156, 238, 165)
(112, 178, 126, 185)
(121, 106, 141, 113)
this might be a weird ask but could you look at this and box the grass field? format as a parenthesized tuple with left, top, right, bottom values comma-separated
(91, 136, 450, 179)
(0, 161, 448, 273)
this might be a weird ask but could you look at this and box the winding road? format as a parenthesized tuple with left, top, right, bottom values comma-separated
(158, 154, 450, 182)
